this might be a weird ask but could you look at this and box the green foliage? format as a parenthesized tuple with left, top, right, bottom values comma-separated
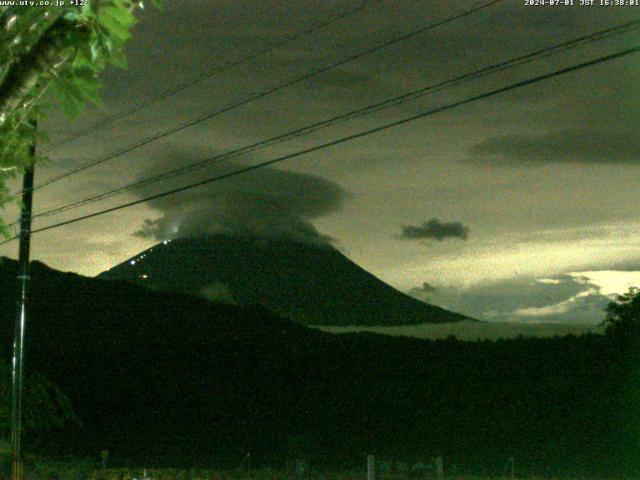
(31, 459, 96, 480)
(0, 466, 605, 480)
(602, 286, 640, 340)
(0, 362, 79, 440)
(0, 0, 163, 236)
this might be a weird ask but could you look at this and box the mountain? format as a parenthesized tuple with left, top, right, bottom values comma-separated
(0, 257, 637, 474)
(0, 257, 332, 464)
(98, 236, 471, 326)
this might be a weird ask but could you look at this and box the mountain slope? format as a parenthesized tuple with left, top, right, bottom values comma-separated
(98, 236, 471, 326)
(0, 257, 332, 463)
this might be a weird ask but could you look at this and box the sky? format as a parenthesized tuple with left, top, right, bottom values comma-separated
(1, 0, 639, 328)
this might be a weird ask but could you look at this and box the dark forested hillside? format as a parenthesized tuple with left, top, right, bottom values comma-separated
(1, 257, 639, 475)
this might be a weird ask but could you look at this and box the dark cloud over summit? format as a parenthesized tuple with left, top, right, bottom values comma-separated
(134, 155, 348, 246)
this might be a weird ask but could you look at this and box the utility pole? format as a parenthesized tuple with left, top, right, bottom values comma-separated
(11, 129, 36, 480)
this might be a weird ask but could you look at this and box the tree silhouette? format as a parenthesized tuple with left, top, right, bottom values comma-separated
(602, 287, 640, 341)
(0, 362, 78, 439)
(0, 362, 78, 472)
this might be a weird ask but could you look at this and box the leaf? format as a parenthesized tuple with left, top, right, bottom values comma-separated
(107, 46, 127, 68)
(88, 38, 105, 65)
(72, 67, 103, 106)
(49, 79, 85, 119)
(72, 46, 93, 69)
(82, 0, 99, 18)
(97, 5, 135, 43)
(0, 221, 11, 240)
(63, 10, 80, 21)
(97, 29, 114, 54)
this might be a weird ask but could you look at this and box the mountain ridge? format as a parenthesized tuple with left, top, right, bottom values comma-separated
(98, 235, 472, 326)
(0, 256, 635, 473)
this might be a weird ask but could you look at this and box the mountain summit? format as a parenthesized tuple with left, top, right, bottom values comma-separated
(98, 236, 471, 326)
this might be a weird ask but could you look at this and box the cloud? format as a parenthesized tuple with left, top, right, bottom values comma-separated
(469, 129, 640, 164)
(315, 321, 603, 342)
(416, 281, 437, 293)
(512, 270, 640, 320)
(309, 68, 372, 91)
(537, 278, 562, 285)
(133, 154, 348, 246)
(400, 218, 469, 241)
(567, 270, 640, 297)
(400, 224, 640, 290)
(512, 288, 601, 318)
(408, 281, 438, 300)
(407, 274, 610, 324)
(199, 282, 237, 305)
(409, 270, 640, 325)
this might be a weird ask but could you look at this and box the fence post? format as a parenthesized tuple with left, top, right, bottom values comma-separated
(435, 457, 444, 480)
(367, 455, 376, 480)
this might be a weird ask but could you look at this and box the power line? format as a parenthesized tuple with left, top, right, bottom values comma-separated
(2, 44, 637, 246)
(42, 0, 384, 153)
(27, 0, 503, 194)
(29, 18, 640, 221)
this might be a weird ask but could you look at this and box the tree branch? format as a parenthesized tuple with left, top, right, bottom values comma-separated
(0, 15, 76, 127)
(0, 10, 65, 86)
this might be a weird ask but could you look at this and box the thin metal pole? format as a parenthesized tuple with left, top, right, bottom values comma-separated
(367, 455, 376, 480)
(11, 137, 36, 480)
